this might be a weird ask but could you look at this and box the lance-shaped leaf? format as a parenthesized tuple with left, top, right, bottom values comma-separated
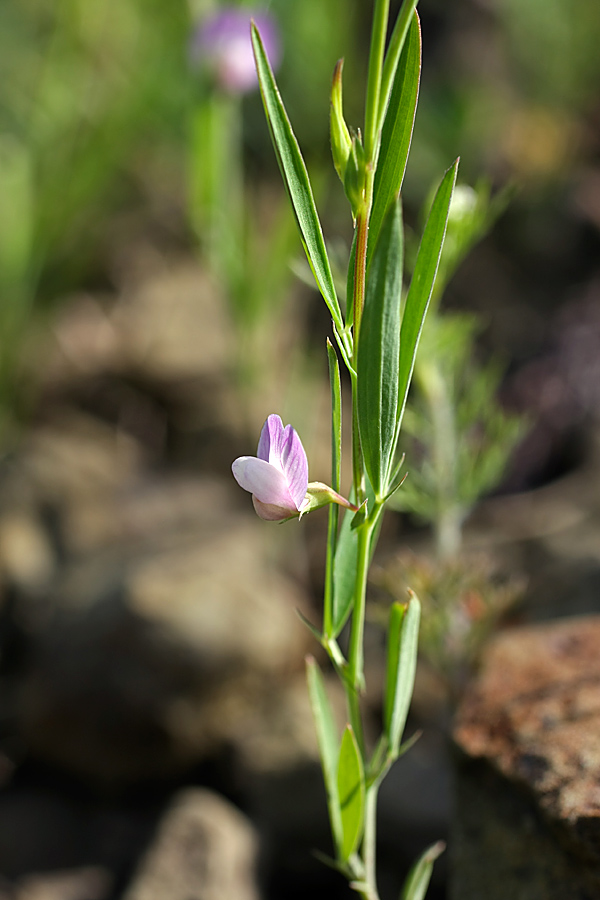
(332, 505, 358, 637)
(306, 657, 343, 854)
(252, 25, 343, 333)
(384, 595, 420, 758)
(401, 841, 445, 900)
(395, 158, 459, 442)
(337, 725, 365, 861)
(332, 475, 380, 637)
(324, 340, 342, 638)
(357, 199, 404, 498)
(369, 12, 421, 262)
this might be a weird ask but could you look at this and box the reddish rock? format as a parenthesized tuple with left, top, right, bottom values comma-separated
(452, 616, 600, 899)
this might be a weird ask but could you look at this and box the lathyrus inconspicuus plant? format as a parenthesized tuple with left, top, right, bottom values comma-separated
(233, 1, 457, 897)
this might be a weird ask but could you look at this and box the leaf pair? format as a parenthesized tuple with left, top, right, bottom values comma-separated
(306, 659, 365, 862)
(357, 157, 458, 501)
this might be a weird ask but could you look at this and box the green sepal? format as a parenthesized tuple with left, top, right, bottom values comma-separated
(384, 594, 421, 758)
(337, 724, 365, 861)
(301, 482, 356, 517)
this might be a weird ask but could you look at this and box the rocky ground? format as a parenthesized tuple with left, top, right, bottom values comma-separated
(1, 243, 600, 899)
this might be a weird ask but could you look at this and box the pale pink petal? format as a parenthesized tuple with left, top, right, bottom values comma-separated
(232, 456, 296, 509)
(279, 424, 309, 508)
(252, 497, 298, 521)
(256, 414, 285, 463)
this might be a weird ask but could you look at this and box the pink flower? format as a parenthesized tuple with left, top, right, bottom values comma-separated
(232, 414, 309, 520)
(233, 414, 359, 521)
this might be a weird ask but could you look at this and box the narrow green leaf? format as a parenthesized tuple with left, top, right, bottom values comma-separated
(306, 657, 343, 854)
(401, 841, 445, 900)
(396, 158, 459, 440)
(369, 12, 421, 260)
(385, 594, 421, 757)
(327, 340, 343, 494)
(337, 725, 365, 861)
(332, 478, 378, 638)
(332, 506, 358, 637)
(296, 608, 324, 644)
(357, 199, 404, 497)
(324, 340, 342, 638)
(379, 0, 420, 127)
(252, 25, 343, 331)
(346, 228, 357, 328)
(384, 602, 405, 736)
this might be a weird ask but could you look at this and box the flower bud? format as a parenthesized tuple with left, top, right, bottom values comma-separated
(330, 60, 352, 183)
(343, 131, 367, 217)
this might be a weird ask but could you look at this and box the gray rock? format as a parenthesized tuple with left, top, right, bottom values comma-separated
(123, 789, 259, 900)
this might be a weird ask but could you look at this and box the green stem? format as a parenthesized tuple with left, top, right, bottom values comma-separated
(363, 784, 381, 899)
(364, 0, 390, 162)
(347, 522, 371, 693)
(352, 207, 370, 345)
(350, 162, 376, 507)
(323, 503, 338, 638)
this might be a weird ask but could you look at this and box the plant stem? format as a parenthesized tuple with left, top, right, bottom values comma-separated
(347, 522, 371, 693)
(363, 784, 381, 899)
(364, 0, 390, 162)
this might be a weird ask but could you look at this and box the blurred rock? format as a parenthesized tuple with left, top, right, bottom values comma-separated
(0, 513, 54, 594)
(16, 512, 309, 783)
(47, 264, 231, 386)
(123, 789, 259, 900)
(452, 616, 600, 899)
(15, 867, 111, 900)
(0, 407, 312, 785)
(114, 263, 230, 382)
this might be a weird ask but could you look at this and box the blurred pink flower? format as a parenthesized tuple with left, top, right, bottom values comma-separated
(191, 8, 281, 94)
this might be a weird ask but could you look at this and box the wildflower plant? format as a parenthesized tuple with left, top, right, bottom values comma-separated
(233, 1, 458, 897)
